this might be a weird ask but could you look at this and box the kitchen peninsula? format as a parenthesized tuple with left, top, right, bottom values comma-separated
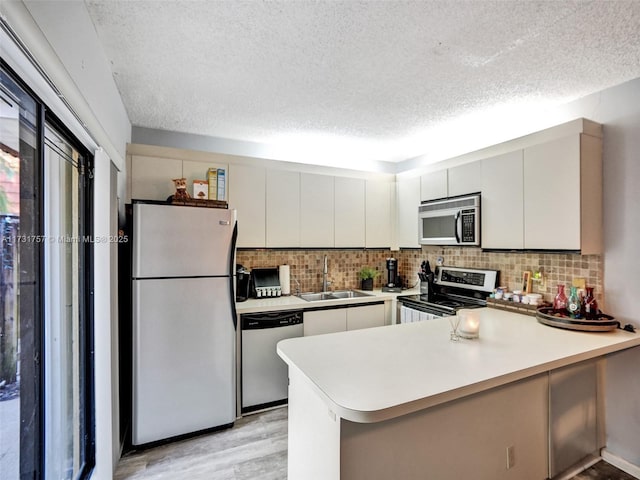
(277, 308, 640, 480)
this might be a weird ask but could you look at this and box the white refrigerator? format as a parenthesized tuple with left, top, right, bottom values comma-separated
(131, 201, 237, 445)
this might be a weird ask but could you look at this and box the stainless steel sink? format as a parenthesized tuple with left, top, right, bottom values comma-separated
(297, 290, 373, 302)
(297, 292, 338, 302)
(330, 290, 373, 299)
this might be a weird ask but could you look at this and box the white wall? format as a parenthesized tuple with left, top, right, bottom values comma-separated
(555, 79, 640, 472)
(18, 0, 131, 170)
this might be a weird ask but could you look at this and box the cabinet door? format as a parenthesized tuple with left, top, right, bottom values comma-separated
(481, 150, 524, 249)
(346, 304, 385, 331)
(524, 136, 581, 250)
(549, 360, 598, 477)
(229, 164, 266, 248)
(397, 176, 421, 248)
(131, 155, 182, 201)
(303, 309, 347, 336)
(335, 177, 365, 247)
(266, 170, 300, 247)
(420, 169, 448, 202)
(366, 180, 392, 248)
(300, 173, 335, 247)
(448, 161, 482, 197)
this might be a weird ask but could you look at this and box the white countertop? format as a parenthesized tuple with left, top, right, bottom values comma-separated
(235, 288, 418, 314)
(277, 308, 640, 423)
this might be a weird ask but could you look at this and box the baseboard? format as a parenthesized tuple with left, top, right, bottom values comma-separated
(601, 449, 640, 478)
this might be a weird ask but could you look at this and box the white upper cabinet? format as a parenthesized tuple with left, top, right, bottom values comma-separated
(266, 170, 300, 247)
(524, 134, 602, 252)
(130, 154, 228, 202)
(481, 150, 524, 249)
(334, 177, 365, 247)
(397, 176, 421, 248)
(300, 173, 335, 247)
(229, 164, 266, 248)
(365, 180, 392, 248)
(480, 132, 602, 252)
(448, 161, 482, 197)
(420, 169, 448, 202)
(524, 136, 580, 250)
(419, 162, 481, 203)
(131, 155, 182, 201)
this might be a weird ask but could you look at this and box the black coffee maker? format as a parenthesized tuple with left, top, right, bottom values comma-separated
(382, 257, 402, 293)
(236, 264, 251, 302)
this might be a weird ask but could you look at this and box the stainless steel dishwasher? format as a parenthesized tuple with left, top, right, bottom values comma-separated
(241, 310, 303, 414)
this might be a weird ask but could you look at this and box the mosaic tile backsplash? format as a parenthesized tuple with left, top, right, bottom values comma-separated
(401, 247, 603, 308)
(237, 247, 603, 307)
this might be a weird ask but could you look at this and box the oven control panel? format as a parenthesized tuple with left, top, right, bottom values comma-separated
(441, 270, 485, 287)
(436, 267, 498, 293)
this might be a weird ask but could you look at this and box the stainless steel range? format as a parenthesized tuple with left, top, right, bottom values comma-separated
(397, 265, 499, 322)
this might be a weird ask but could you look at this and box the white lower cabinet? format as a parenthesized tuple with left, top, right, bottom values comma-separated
(304, 304, 386, 336)
(346, 304, 385, 331)
(304, 309, 347, 336)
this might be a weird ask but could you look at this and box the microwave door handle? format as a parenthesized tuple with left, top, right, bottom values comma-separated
(454, 211, 461, 244)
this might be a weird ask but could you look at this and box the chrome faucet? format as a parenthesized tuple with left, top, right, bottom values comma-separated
(322, 255, 329, 292)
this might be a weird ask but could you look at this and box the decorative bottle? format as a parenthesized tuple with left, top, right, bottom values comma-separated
(553, 284, 568, 311)
(582, 286, 599, 319)
(567, 286, 581, 318)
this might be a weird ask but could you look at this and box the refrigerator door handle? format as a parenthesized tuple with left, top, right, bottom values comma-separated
(229, 221, 239, 330)
(219, 220, 231, 225)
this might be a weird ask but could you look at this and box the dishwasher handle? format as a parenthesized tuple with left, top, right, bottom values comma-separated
(241, 310, 303, 330)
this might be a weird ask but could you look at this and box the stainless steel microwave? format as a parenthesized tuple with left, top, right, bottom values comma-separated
(418, 194, 480, 246)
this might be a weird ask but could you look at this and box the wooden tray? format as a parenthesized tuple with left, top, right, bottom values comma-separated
(486, 297, 550, 317)
(170, 198, 228, 208)
(536, 307, 619, 332)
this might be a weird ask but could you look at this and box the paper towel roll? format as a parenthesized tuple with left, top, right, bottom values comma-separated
(279, 265, 291, 295)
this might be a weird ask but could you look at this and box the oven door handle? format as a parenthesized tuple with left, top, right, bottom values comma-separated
(454, 210, 461, 244)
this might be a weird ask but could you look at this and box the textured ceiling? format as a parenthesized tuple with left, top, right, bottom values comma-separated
(84, 0, 640, 165)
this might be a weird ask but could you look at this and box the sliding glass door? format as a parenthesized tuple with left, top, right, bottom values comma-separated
(43, 124, 93, 479)
(1, 63, 94, 480)
(0, 62, 36, 480)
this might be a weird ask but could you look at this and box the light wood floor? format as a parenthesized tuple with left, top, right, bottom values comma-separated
(115, 406, 636, 480)
(115, 407, 287, 480)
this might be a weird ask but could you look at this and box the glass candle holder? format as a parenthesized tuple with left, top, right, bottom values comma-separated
(458, 309, 480, 339)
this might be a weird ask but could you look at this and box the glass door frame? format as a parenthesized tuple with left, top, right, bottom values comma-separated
(1, 60, 95, 480)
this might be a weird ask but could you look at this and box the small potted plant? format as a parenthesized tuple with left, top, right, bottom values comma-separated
(358, 266, 380, 291)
